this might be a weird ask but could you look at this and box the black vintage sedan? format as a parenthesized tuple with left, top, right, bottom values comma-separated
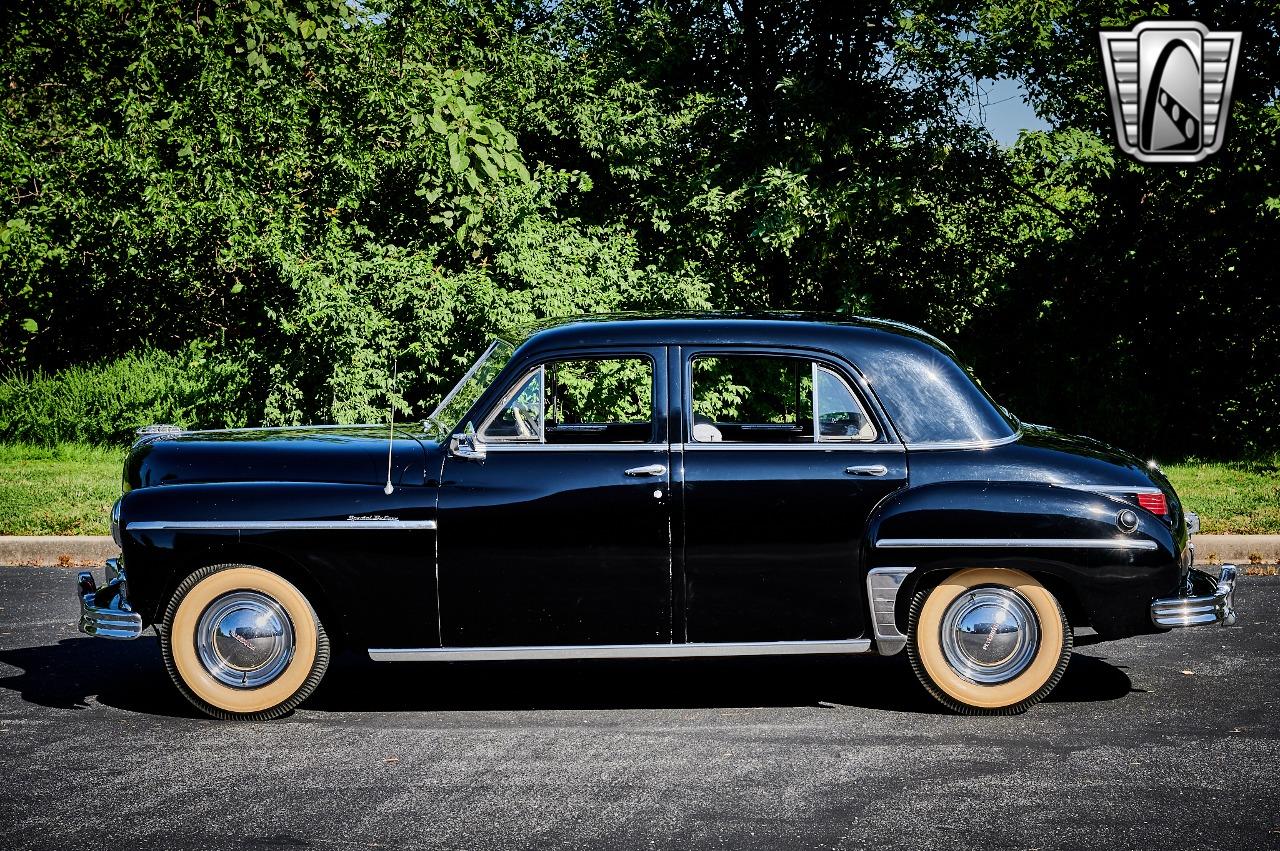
(77, 317, 1238, 718)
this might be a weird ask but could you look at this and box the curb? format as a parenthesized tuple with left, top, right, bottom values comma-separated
(0, 536, 116, 567)
(2, 534, 1279, 568)
(1192, 534, 1280, 572)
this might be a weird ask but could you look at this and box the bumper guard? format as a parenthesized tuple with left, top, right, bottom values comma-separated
(77, 558, 143, 640)
(1150, 565, 1238, 629)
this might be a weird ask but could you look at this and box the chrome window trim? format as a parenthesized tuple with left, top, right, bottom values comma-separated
(369, 638, 873, 662)
(679, 442, 905, 453)
(485, 443, 667, 453)
(875, 537, 1157, 550)
(902, 430, 1023, 451)
(127, 520, 438, 531)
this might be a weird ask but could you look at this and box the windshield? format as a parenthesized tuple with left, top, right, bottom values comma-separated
(424, 339, 515, 439)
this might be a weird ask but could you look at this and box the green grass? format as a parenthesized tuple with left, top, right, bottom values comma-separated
(0, 443, 123, 535)
(1163, 454, 1280, 535)
(0, 442, 1278, 536)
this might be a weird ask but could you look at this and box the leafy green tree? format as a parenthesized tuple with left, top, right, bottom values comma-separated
(0, 0, 706, 425)
(961, 1, 1280, 454)
(3, 0, 1278, 456)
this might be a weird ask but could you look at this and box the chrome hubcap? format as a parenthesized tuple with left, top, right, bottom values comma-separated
(939, 587, 1040, 684)
(195, 592, 295, 689)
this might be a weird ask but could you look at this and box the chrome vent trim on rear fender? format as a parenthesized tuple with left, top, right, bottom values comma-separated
(866, 567, 916, 656)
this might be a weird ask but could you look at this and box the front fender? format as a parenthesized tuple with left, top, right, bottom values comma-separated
(118, 481, 439, 648)
(866, 481, 1182, 639)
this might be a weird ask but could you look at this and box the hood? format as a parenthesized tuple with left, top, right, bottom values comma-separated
(124, 425, 435, 491)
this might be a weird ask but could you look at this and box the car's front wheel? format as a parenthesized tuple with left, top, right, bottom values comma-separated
(160, 564, 330, 721)
(906, 568, 1071, 715)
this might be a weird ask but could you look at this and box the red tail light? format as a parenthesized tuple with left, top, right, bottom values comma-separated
(1137, 492, 1168, 515)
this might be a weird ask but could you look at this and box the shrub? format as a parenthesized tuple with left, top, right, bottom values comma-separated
(0, 344, 251, 446)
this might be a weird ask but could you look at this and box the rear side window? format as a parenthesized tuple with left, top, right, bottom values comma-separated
(862, 344, 1015, 444)
(689, 354, 875, 444)
(815, 365, 876, 441)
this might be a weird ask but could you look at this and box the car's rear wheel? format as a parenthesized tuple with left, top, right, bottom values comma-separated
(160, 564, 330, 721)
(906, 568, 1071, 715)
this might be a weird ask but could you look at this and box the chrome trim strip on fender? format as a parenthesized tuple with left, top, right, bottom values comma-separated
(368, 639, 874, 662)
(902, 430, 1022, 451)
(866, 567, 916, 656)
(127, 519, 438, 531)
(875, 537, 1159, 550)
(1058, 483, 1163, 496)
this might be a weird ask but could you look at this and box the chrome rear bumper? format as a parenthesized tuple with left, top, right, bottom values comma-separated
(1150, 565, 1238, 628)
(77, 558, 143, 640)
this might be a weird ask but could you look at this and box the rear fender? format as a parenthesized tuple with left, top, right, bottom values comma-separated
(865, 481, 1180, 638)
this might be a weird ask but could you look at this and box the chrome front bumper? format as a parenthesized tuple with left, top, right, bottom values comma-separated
(77, 558, 143, 640)
(1151, 565, 1238, 628)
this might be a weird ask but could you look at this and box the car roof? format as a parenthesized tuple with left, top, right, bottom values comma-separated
(466, 314, 1017, 446)
(513, 314, 956, 359)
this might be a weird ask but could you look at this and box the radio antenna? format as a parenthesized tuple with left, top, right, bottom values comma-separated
(384, 358, 397, 496)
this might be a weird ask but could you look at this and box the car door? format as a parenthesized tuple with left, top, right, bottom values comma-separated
(437, 347, 672, 648)
(677, 348, 907, 642)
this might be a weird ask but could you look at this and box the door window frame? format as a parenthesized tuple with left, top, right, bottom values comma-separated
(475, 348, 668, 451)
(680, 346, 900, 451)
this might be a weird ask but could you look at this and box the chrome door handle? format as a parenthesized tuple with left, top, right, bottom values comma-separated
(624, 464, 667, 477)
(845, 464, 888, 476)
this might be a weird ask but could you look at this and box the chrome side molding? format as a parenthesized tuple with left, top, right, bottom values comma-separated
(876, 537, 1158, 550)
(369, 638, 874, 662)
(127, 519, 437, 531)
(866, 567, 916, 655)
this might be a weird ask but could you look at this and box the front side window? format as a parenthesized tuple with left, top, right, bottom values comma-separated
(484, 369, 544, 441)
(689, 354, 875, 444)
(482, 357, 654, 444)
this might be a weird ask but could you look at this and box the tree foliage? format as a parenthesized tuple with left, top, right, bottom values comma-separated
(2, 0, 1278, 455)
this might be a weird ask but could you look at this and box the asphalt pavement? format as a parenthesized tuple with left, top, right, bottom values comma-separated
(0, 566, 1276, 851)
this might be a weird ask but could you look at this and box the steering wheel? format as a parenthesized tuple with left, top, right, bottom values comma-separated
(512, 405, 533, 438)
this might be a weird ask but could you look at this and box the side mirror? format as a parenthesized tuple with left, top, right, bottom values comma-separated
(450, 421, 487, 462)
